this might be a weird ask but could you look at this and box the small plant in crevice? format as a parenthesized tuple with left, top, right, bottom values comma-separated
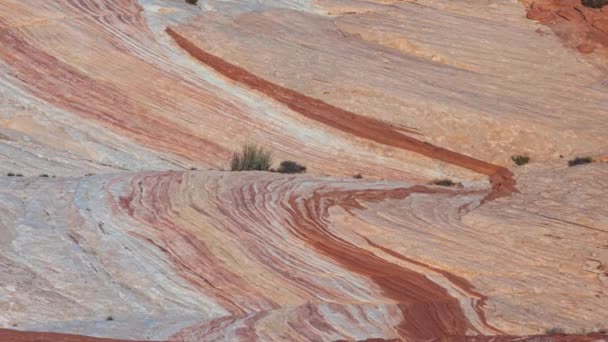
(185, 0, 198, 5)
(230, 145, 273, 171)
(432, 179, 460, 187)
(545, 327, 565, 335)
(7, 172, 15, 177)
(511, 155, 530, 166)
(582, 0, 608, 9)
(353, 173, 363, 179)
(106, 316, 114, 321)
(568, 156, 593, 167)
(39, 174, 49, 177)
(277, 160, 306, 174)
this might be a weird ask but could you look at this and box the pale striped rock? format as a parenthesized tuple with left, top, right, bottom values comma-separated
(1, 165, 607, 339)
(0, 0, 607, 340)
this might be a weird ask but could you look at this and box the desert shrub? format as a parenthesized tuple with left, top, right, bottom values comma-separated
(277, 161, 306, 174)
(353, 173, 363, 179)
(433, 179, 457, 187)
(568, 156, 593, 167)
(185, 0, 198, 5)
(511, 155, 530, 166)
(106, 316, 114, 321)
(545, 327, 565, 334)
(582, 0, 608, 8)
(7, 172, 15, 177)
(230, 145, 273, 171)
(39, 174, 49, 177)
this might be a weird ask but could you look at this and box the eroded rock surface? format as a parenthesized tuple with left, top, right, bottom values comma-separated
(175, 0, 608, 165)
(1, 0, 607, 341)
(0, 0, 481, 182)
(526, 0, 608, 54)
(1, 167, 607, 340)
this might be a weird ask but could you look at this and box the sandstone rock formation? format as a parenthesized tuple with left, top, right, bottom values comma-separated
(0, 328, 151, 342)
(526, 0, 608, 55)
(175, 0, 608, 165)
(1, 167, 607, 340)
(0, 0, 607, 341)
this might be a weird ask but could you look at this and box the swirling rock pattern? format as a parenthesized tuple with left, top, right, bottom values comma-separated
(1, 166, 607, 340)
(0, 0, 607, 341)
(0, 0, 482, 182)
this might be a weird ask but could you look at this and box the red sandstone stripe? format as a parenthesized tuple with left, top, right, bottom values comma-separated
(0, 26, 228, 164)
(285, 186, 475, 339)
(362, 237, 504, 335)
(167, 28, 501, 176)
(166, 27, 516, 199)
(0, 329, 165, 342)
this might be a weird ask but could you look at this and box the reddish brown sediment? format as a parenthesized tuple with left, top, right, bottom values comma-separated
(362, 237, 503, 335)
(484, 168, 517, 203)
(284, 186, 480, 339)
(165, 28, 501, 176)
(525, 0, 608, 53)
(111, 172, 279, 315)
(1, 0, 485, 181)
(336, 333, 608, 342)
(0, 329, 161, 342)
(0, 29, 228, 163)
(166, 27, 516, 201)
(2, 1, 608, 339)
(110, 172, 487, 339)
(1, 318, 604, 342)
(444, 334, 608, 341)
(3, 167, 608, 339)
(162, 28, 521, 335)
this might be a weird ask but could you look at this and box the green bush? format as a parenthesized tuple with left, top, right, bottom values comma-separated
(277, 161, 306, 174)
(230, 145, 273, 171)
(511, 155, 530, 166)
(568, 156, 593, 167)
(545, 327, 565, 334)
(582, 0, 608, 8)
(433, 179, 457, 187)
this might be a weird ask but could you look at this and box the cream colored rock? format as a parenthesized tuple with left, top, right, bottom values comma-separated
(0, 0, 607, 340)
(1, 165, 607, 339)
(0, 0, 476, 182)
(185, 0, 608, 165)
